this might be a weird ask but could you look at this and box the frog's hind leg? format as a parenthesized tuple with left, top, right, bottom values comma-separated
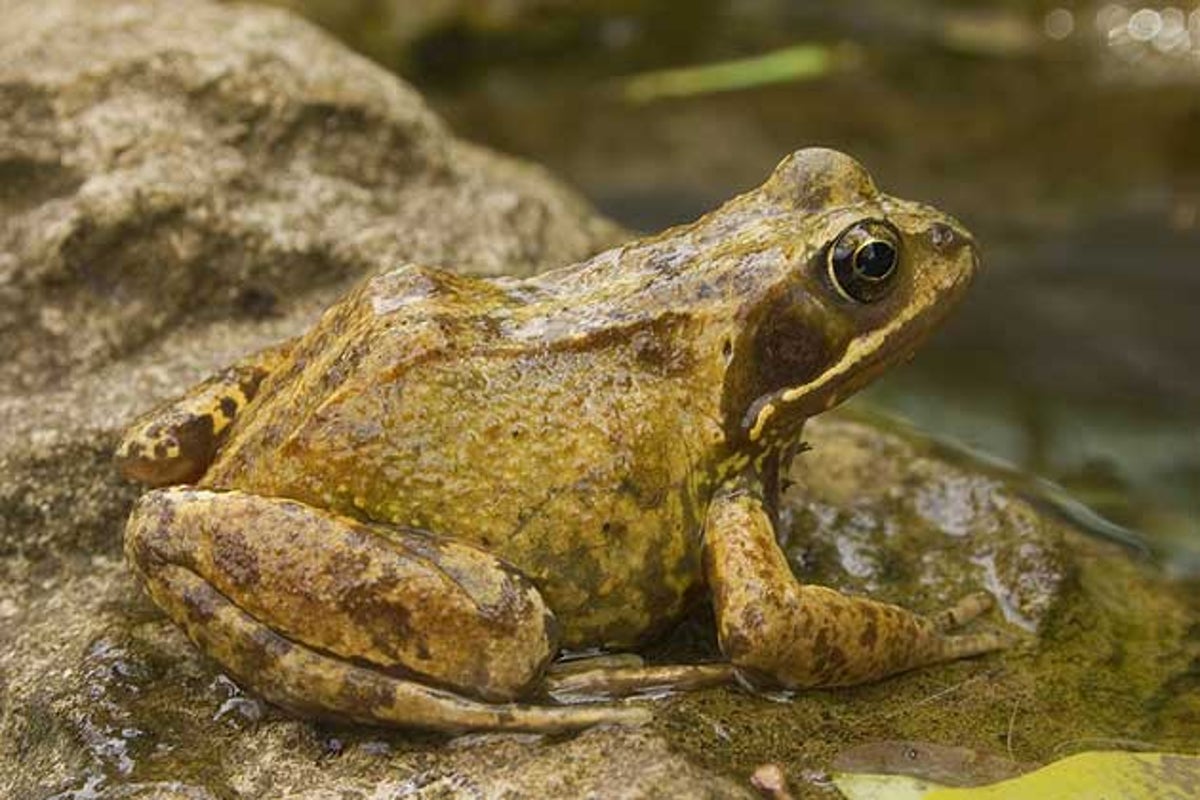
(115, 341, 292, 487)
(703, 483, 1011, 690)
(124, 487, 648, 733)
(151, 563, 647, 732)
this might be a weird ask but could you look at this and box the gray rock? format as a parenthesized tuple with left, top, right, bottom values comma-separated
(0, 0, 619, 394)
(0, 0, 620, 560)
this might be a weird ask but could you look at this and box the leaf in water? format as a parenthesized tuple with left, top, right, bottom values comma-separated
(833, 741, 1027, 788)
(618, 43, 860, 104)
(834, 773, 937, 800)
(833, 751, 1200, 800)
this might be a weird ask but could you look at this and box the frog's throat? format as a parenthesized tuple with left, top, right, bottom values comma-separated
(743, 288, 951, 444)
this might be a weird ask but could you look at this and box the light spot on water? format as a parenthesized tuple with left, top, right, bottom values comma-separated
(1127, 8, 1163, 42)
(1045, 8, 1075, 40)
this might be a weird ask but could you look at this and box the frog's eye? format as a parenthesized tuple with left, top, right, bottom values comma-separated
(827, 221, 901, 303)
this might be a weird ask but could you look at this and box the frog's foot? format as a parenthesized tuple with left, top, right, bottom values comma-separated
(923, 592, 1014, 661)
(124, 488, 648, 733)
(544, 662, 736, 702)
(547, 653, 649, 674)
(930, 591, 993, 632)
(703, 485, 1011, 690)
(115, 341, 291, 486)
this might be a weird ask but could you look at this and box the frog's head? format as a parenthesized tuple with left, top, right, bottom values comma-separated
(723, 148, 979, 449)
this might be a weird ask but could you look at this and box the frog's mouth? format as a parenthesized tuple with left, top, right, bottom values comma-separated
(743, 261, 973, 444)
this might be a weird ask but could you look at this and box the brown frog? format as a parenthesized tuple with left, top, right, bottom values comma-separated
(116, 148, 1004, 733)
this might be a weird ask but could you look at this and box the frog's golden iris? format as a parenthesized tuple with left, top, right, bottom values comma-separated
(827, 220, 902, 303)
(116, 148, 1007, 733)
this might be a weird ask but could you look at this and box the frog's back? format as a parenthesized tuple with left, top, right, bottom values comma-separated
(202, 264, 726, 647)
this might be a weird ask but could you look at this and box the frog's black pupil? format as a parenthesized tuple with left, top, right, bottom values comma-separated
(856, 240, 896, 280)
(827, 221, 901, 304)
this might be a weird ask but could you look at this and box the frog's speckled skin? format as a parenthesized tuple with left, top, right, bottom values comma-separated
(118, 149, 1004, 733)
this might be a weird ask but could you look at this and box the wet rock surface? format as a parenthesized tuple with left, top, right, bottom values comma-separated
(2, 1, 1197, 798)
(787, 415, 1069, 633)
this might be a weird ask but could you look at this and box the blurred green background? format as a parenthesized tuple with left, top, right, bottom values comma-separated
(250, 0, 1200, 574)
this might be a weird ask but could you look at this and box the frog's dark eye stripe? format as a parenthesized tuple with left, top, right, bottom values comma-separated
(827, 221, 901, 303)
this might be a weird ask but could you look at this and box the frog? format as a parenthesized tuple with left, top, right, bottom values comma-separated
(115, 148, 1006, 734)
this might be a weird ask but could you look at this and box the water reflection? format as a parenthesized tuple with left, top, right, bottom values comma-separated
(1080, 3, 1200, 81)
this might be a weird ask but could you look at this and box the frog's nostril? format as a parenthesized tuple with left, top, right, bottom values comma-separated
(929, 223, 956, 250)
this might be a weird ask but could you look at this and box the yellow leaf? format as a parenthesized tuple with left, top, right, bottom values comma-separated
(834, 751, 1200, 800)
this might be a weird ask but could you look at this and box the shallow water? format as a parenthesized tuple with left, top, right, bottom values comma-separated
(372, 0, 1200, 574)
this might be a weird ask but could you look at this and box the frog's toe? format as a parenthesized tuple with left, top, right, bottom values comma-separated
(544, 662, 736, 703)
(934, 629, 1014, 662)
(923, 593, 1016, 663)
(930, 591, 994, 632)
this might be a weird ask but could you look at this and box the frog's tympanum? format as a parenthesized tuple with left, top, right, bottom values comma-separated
(117, 149, 1004, 733)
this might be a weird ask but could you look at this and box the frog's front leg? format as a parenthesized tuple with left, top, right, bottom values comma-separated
(703, 478, 1009, 689)
(124, 488, 648, 733)
(115, 341, 292, 487)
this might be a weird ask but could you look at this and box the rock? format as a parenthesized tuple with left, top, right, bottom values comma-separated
(2, 1, 1197, 798)
(0, 0, 620, 560)
(788, 415, 1069, 632)
(0, 0, 619, 394)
